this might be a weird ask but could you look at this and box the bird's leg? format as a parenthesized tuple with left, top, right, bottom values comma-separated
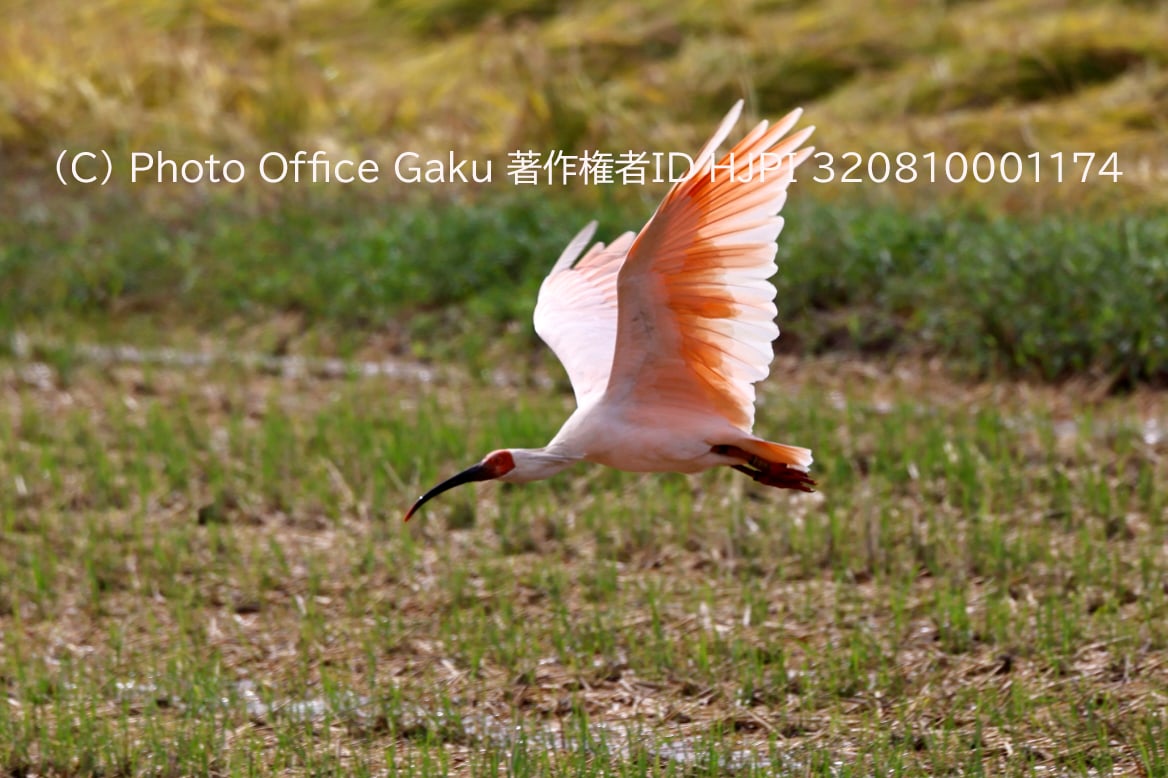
(731, 463, 817, 492)
(714, 444, 817, 493)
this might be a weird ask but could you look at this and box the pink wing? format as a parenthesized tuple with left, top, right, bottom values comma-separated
(605, 100, 815, 431)
(534, 221, 636, 407)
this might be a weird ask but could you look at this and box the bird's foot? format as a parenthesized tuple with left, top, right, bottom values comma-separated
(713, 444, 817, 493)
(731, 463, 817, 492)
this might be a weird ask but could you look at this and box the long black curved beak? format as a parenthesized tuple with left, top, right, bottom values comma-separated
(403, 462, 492, 522)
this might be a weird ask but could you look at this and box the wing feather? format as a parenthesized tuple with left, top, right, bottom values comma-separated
(605, 101, 815, 430)
(533, 223, 635, 407)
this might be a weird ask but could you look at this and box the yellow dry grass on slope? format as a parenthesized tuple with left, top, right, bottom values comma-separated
(1, 0, 1165, 210)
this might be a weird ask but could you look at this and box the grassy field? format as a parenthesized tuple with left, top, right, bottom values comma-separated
(1, 348, 1166, 775)
(2, 199, 1167, 775)
(3, 0, 1168, 774)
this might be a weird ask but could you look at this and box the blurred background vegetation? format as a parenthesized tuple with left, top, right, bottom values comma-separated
(4, 0, 1166, 207)
(1, 0, 1166, 384)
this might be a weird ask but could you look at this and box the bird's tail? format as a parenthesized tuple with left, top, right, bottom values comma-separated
(713, 439, 816, 492)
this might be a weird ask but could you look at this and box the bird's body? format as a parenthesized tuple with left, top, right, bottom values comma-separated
(405, 100, 818, 521)
(531, 401, 739, 477)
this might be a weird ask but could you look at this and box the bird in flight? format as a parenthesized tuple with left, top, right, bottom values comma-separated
(405, 100, 816, 522)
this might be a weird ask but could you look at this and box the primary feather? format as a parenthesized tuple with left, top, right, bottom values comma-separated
(535, 99, 814, 434)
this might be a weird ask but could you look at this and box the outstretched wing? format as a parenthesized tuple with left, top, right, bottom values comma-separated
(605, 100, 815, 431)
(533, 221, 636, 408)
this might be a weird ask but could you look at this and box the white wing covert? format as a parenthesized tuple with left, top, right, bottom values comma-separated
(533, 222, 635, 407)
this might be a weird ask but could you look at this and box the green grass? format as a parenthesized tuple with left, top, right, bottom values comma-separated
(3, 192, 1166, 386)
(1, 353, 1165, 775)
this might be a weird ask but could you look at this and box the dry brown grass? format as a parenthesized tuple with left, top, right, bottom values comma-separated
(2, 0, 1165, 210)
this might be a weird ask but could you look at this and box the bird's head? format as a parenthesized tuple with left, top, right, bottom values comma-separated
(403, 448, 579, 522)
(402, 449, 516, 522)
